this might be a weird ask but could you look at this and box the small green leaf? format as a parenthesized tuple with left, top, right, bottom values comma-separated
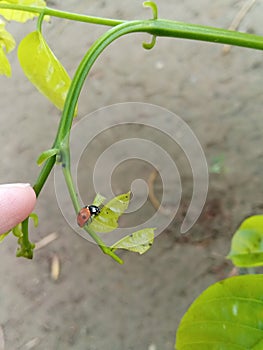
(12, 223, 22, 237)
(37, 148, 59, 165)
(0, 19, 15, 76)
(176, 275, 263, 350)
(0, 230, 11, 242)
(0, 46, 11, 76)
(111, 228, 155, 254)
(0, 0, 47, 23)
(92, 193, 106, 207)
(227, 215, 263, 267)
(89, 209, 119, 232)
(0, 19, 16, 52)
(103, 191, 131, 217)
(17, 30, 73, 111)
(90, 192, 131, 233)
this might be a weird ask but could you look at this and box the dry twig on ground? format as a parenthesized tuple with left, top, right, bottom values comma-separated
(222, 0, 257, 54)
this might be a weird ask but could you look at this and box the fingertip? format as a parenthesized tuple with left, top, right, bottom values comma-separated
(0, 183, 37, 235)
(23, 185, 37, 213)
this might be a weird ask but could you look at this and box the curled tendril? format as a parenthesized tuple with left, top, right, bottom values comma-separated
(142, 1, 158, 50)
(142, 35, 156, 50)
(143, 1, 158, 19)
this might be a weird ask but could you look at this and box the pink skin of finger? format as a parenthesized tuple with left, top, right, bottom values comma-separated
(0, 183, 36, 235)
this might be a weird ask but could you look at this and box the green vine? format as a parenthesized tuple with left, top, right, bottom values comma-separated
(1, 1, 262, 262)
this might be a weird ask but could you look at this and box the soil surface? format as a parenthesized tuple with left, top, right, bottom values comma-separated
(0, 1, 262, 349)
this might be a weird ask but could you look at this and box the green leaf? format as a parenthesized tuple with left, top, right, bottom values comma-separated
(227, 215, 263, 267)
(111, 228, 155, 254)
(0, 19, 16, 52)
(0, 0, 47, 23)
(17, 30, 73, 111)
(89, 209, 119, 232)
(0, 46, 11, 76)
(176, 275, 263, 350)
(12, 223, 22, 237)
(92, 193, 106, 207)
(89, 192, 130, 233)
(0, 19, 15, 76)
(37, 148, 59, 165)
(0, 230, 11, 242)
(102, 191, 131, 217)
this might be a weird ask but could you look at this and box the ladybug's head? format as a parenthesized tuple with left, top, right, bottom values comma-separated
(88, 205, 100, 216)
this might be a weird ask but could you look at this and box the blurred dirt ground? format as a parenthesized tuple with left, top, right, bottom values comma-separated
(0, 1, 262, 349)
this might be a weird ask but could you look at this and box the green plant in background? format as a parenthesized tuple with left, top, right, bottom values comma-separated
(0, 1, 262, 348)
(176, 273, 263, 349)
(227, 215, 263, 268)
(175, 215, 263, 349)
(209, 154, 226, 174)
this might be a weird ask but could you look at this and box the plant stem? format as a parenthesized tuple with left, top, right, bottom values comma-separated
(60, 139, 80, 213)
(60, 141, 123, 264)
(32, 16, 263, 196)
(36, 11, 45, 32)
(87, 227, 124, 265)
(0, 3, 124, 27)
(21, 218, 29, 250)
(149, 19, 263, 50)
(19, 218, 34, 259)
(56, 18, 263, 144)
(0, 3, 262, 50)
(33, 154, 56, 197)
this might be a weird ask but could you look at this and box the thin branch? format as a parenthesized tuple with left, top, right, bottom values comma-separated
(147, 169, 171, 216)
(34, 232, 58, 250)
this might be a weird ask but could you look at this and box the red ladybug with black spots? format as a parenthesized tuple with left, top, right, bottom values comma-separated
(77, 205, 100, 227)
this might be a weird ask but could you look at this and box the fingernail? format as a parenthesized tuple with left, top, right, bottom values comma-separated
(0, 183, 31, 188)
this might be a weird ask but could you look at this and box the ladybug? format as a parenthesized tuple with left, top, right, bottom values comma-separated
(77, 205, 100, 227)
